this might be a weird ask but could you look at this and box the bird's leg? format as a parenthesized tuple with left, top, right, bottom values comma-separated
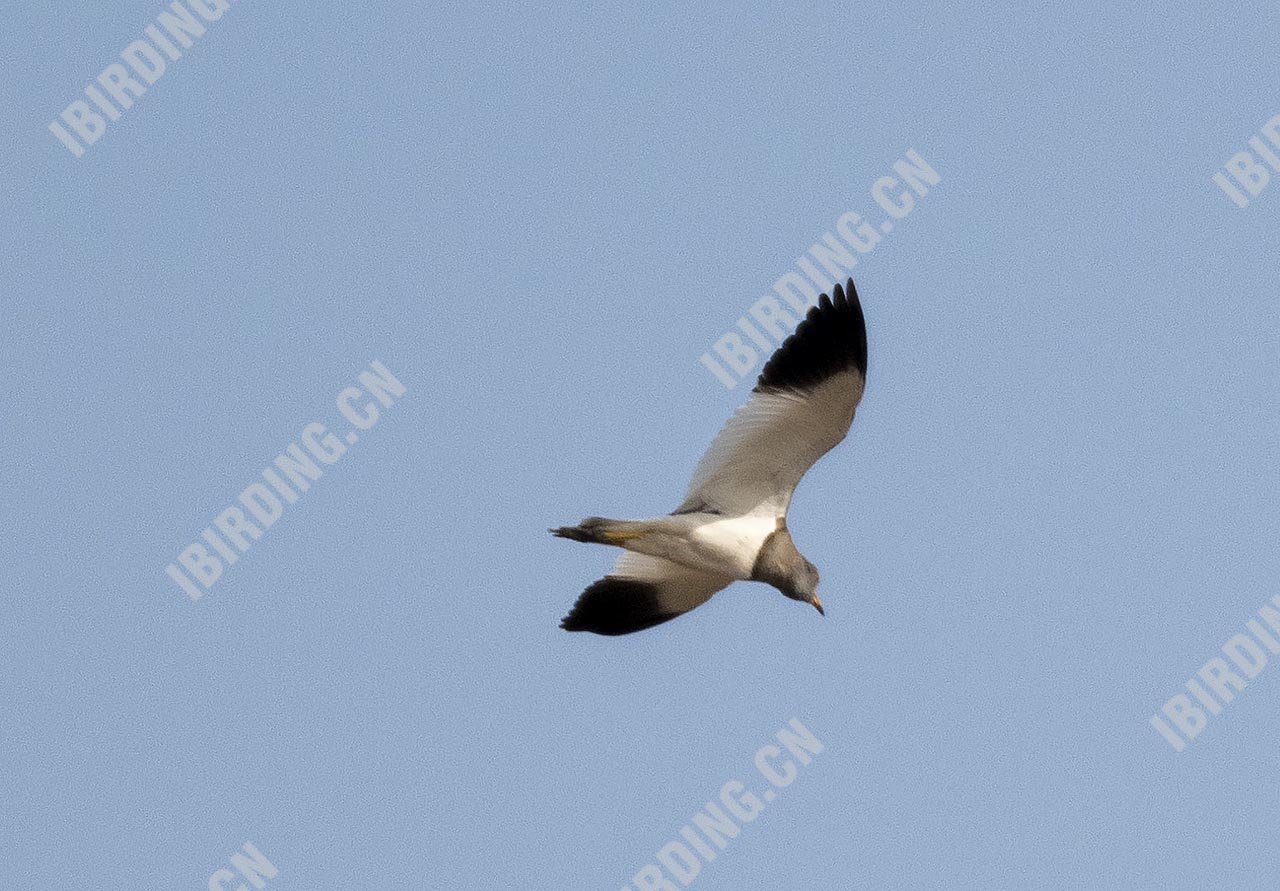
(550, 517, 649, 545)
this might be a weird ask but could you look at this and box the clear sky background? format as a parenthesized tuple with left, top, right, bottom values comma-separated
(3, 1, 1280, 888)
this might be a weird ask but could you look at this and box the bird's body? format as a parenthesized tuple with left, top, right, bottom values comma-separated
(554, 512, 779, 580)
(554, 278, 868, 636)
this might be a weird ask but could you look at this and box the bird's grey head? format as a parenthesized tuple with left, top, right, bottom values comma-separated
(751, 530, 825, 615)
(783, 558, 823, 614)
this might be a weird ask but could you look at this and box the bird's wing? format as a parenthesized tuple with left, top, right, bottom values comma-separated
(560, 552, 733, 636)
(677, 279, 867, 519)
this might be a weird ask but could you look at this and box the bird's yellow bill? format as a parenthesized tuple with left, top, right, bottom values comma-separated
(810, 595, 825, 615)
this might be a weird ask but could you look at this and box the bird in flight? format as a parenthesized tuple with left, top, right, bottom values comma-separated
(553, 278, 868, 636)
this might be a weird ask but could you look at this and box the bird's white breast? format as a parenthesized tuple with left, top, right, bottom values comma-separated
(684, 514, 779, 579)
(618, 513, 780, 581)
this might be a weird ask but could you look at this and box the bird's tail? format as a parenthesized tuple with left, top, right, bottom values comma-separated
(550, 517, 650, 545)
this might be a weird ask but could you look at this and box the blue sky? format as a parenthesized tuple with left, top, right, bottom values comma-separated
(4, 1, 1280, 887)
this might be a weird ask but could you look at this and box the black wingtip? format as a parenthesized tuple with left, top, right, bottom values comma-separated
(754, 277, 866, 393)
(560, 577, 680, 636)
